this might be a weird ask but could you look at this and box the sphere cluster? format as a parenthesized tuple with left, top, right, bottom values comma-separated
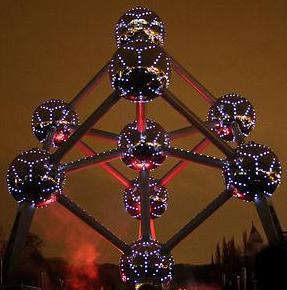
(208, 94, 256, 142)
(124, 177, 168, 219)
(109, 39, 170, 103)
(7, 148, 65, 207)
(32, 99, 79, 147)
(115, 7, 165, 47)
(223, 142, 282, 202)
(120, 239, 174, 285)
(118, 119, 170, 170)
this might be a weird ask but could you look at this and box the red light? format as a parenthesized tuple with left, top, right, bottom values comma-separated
(37, 194, 58, 208)
(131, 160, 152, 170)
(53, 129, 71, 146)
(232, 188, 252, 202)
(215, 125, 233, 141)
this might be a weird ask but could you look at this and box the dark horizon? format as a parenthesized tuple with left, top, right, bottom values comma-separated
(0, 0, 286, 268)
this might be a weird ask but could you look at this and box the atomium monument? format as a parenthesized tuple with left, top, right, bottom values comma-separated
(3, 6, 284, 289)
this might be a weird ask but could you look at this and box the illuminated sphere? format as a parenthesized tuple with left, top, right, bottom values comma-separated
(120, 239, 174, 285)
(115, 7, 165, 47)
(124, 177, 168, 219)
(118, 119, 170, 170)
(208, 94, 256, 142)
(223, 142, 282, 202)
(109, 39, 171, 103)
(7, 148, 65, 207)
(32, 99, 79, 147)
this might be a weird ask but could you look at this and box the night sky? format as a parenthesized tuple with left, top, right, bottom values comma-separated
(0, 0, 286, 266)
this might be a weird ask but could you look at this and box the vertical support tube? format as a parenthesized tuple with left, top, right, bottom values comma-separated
(150, 220, 156, 240)
(231, 123, 245, 145)
(3, 202, 35, 284)
(139, 170, 151, 241)
(136, 103, 146, 133)
(138, 220, 156, 240)
(255, 197, 283, 245)
(42, 127, 57, 151)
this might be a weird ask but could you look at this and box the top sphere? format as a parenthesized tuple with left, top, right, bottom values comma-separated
(208, 94, 256, 142)
(109, 39, 171, 103)
(115, 7, 165, 47)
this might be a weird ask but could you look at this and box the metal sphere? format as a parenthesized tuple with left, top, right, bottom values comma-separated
(109, 39, 171, 103)
(124, 177, 168, 219)
(208, 94, 256, 142)
(118, 119, 170, 170)
(32, 99, 79, 147)
(7, 148, 65, 207)
(119, 239, 174, 285)
(115, 7, 165, 47)
(223, 142, 282, 202)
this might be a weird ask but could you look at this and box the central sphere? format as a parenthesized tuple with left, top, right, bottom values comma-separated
(120, 239, 174, 285)
(124, 177, 168, 219)
(115, 7, 165, 47)
(118, 119, 170, 170)
(208, 94, 256, 142)
(32, 99, 79, 147)
(223, 142, 282, 202)
(109, 39, 170, 103)
(7, 148, 65, 207)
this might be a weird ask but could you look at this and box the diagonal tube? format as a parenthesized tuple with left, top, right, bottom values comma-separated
(85, 128, 118, 142)
(161, 138, 210, 186)
(163, 190, 233, 252)
(68, 63, 109, 109)
(169, 122, 212, 140)
(164, 146, 223, 169)
(58, 194, 130, 253)
(162, 89, 235, 158)
(169, 55, 217, 105)
(76, 141, 131, 188)
(52, 91, 121, 163)
(63, 148, 122, 173)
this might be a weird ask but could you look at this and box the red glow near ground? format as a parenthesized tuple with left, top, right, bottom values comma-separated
(67, 243, 99, 290)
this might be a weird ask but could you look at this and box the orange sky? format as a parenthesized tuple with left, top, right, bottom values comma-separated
(0, 0, 286, 266)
